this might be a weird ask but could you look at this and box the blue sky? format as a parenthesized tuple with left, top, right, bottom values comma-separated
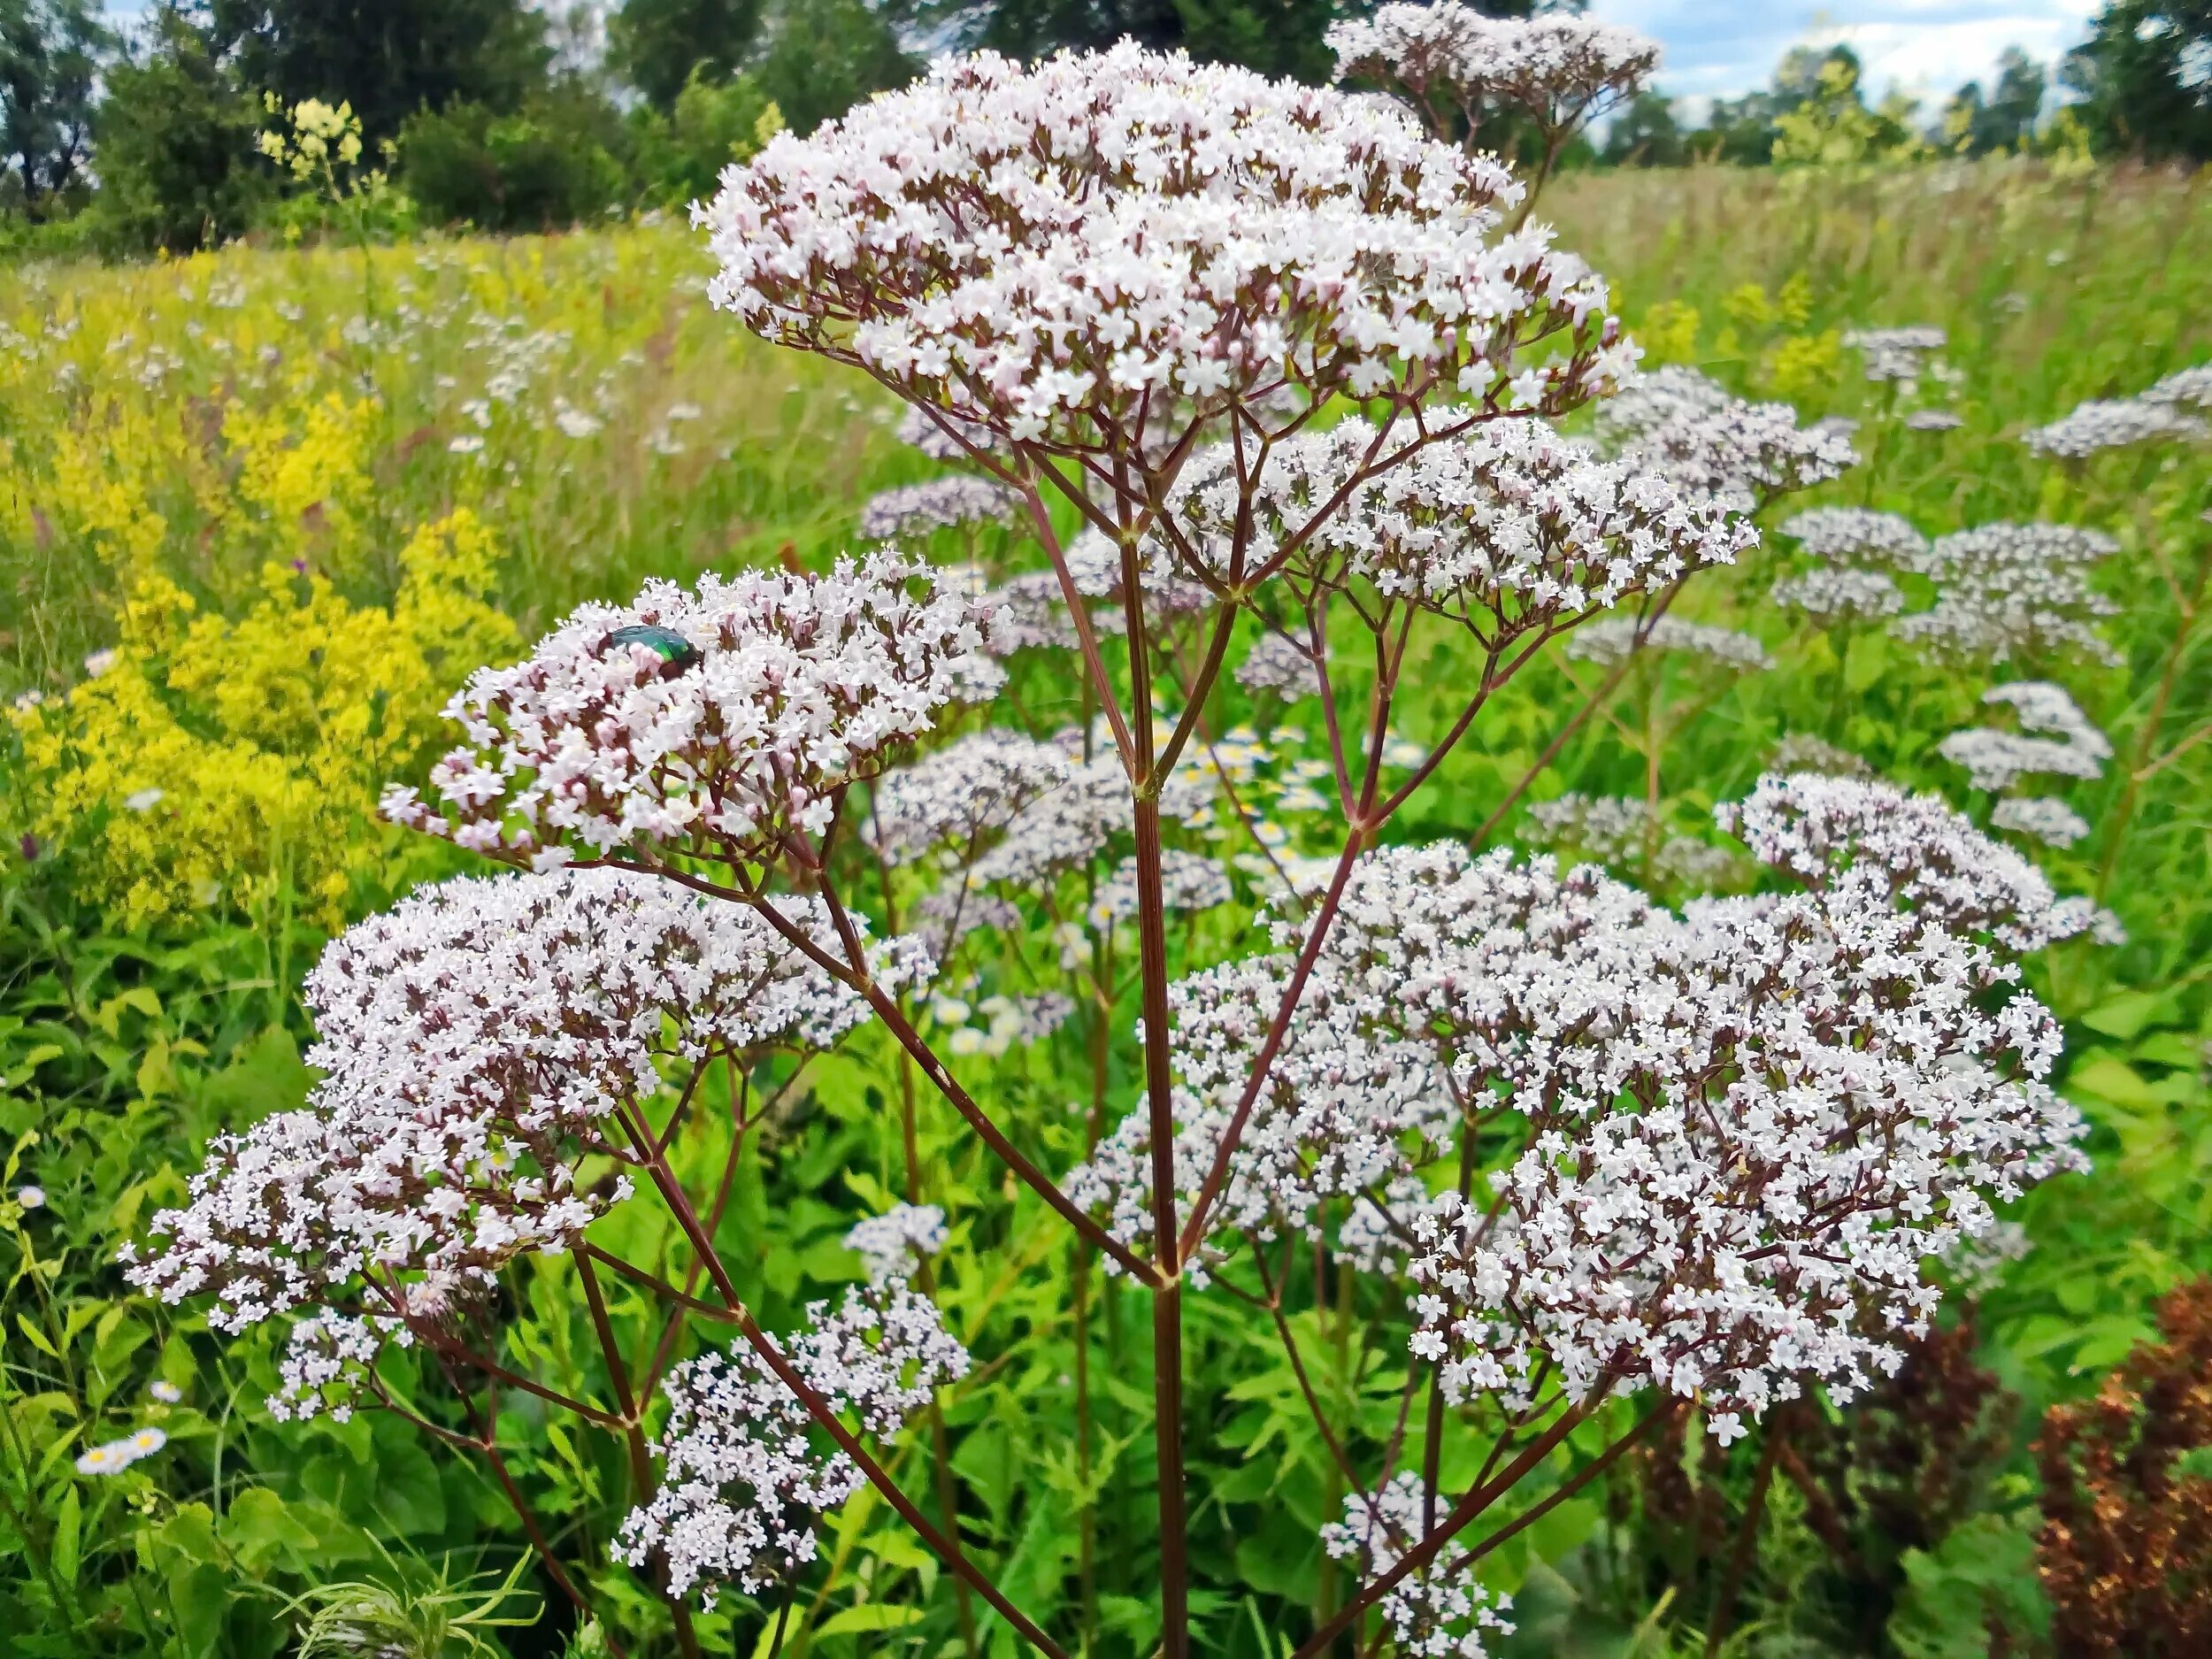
(1597, 1, 2106, 111)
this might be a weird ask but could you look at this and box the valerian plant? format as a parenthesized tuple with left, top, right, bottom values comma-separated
(128, 41, 2108, 1659)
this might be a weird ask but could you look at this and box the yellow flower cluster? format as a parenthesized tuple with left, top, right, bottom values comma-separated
(11, 512, 516, 929)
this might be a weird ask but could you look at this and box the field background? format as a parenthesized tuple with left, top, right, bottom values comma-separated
(4, 159, 2211, 1656)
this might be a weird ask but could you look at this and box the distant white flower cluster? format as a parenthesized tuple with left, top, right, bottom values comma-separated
(382, 553, 999, 864)
(1778, 507, 1928, 567)
(1939, 681, 2109, 851)
(125, 870, 864, 1355)
(844, 1202, 949, 1285)
(1235, 632, 1322, 699)
(699, 45, 1629, 450)
(2024, 397, 2207, 459)
(1321, 1473, 1515, 1659)
(1563, 614, 1773, 672)
(1939, 681, 2111, 793)
(1596, 365, 1856, 512)
(1843, 326, 1947, 383)
(1770, 566, 1904, 622)
(864, 731, 1070, 867)
(618, 1279, 970, 1605)
(2143, 362, 2212, 411)
(1524, 791, 1652, 862)
(1087, 849, 1235, 932)
(1329, 5, 1659, 152)
(1893, 523, 2120, 665)
(857, 477, 1021, 541)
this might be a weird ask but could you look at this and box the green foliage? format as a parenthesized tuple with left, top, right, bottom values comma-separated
(610, 0, 764, 111)
(204, 0, 552, 148)
(398, 95, 627, 231)
(752, 0, 914, 137)
(625, 67, 783, 210)
(0, 0, 110, 208)
(87, 8, 266, 256)
(2062, 0, 2212, 163)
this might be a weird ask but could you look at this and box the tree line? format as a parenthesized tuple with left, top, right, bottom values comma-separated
(2, 0, 2208, 257)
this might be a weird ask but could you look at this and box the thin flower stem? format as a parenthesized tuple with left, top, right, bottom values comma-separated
(620, 1109, 1071, 1659)
(1287, 1396, 1609, 1659)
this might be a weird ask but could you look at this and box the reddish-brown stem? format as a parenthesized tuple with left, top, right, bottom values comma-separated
(1705, 1405, 1790, 1657)
(620, 1110, 1070, 1659)
(1288, 1398, 1607, 1659)
(576, 1250, 703, 1659)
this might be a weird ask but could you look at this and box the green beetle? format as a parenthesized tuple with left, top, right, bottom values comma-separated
(606, 624, 702, 680)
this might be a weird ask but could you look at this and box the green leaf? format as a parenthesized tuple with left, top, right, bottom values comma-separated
(15, 1312, 59, 1358)
(814, 1603, 924, 1636)
(219, 1487, 294, 1576)
(2068, 1056, 2162, 1110)
(2081, 991, 2172, 1041)
(52, 1486, 81, 1586)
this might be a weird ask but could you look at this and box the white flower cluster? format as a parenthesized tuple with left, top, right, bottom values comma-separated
(1074, 775, 2088, 1428)
(1718, 771, 2093, 950)
(895, 403, 1001, 461)
(1770, 567, 1905, 622)
(857, 477, 1021, 541)
(1330, 5, 1659, 140)
(1891, 522, 2120, 665)
(1903, 409, 1965, 432)
(1563, 614, 1773, 672)
(844, 1202, 949, 1285)
(964, 728, 1217, 892)
(1402, 802, 2086, 1424)
(1320, 1474, 1515, 1659)
(1596, 366, 1856, 512)
(2140, 362, 2212, 411)
(268, 1310, 411, 1423)
(1844, 326, 1947, 383)
(1524, 791, 1652, 862)
(1938, 680, 2111, 793)
(1086, 849, 1236, 931)
(126, 869, 863, 1333)
(2024, 396, 2208, 459)
(1162, 416, 1757, 646)
(1991, 795, 2091, 849)
(700, 45, 1630, 450)
(618, 1279, 970, 1605)
(382, 552, 998, 864)
(1770, 733, 1872, 778)
(1778, 507, 1929, 567)
(1235, 632, 1323, 700)
(865, 731, 1070, 866)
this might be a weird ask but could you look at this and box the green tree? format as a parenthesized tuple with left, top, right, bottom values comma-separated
(627, 65, 783, 206)
(2062, 0, 2212, 162)
(611, 0, 764, 110)
(204, 0, 551, 148)
(0, 0, 111, 211)
(1601, 88, 1688, 165)
(755, 0, 914, 135)
(1939, 47, 2047, 154)
(400, 90, 627, 230)
(89, 6, 265, 253)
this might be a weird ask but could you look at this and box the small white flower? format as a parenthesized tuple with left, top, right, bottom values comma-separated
(448, 434, 486, 456)
(82, 649, 118, 678)
(16, 1186, 45, 1210)
(150, 1380, 183, 1403)
(123, 788, 165, 813)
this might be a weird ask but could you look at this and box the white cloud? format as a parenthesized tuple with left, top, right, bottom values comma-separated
(1596, 0, 2106, 109)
